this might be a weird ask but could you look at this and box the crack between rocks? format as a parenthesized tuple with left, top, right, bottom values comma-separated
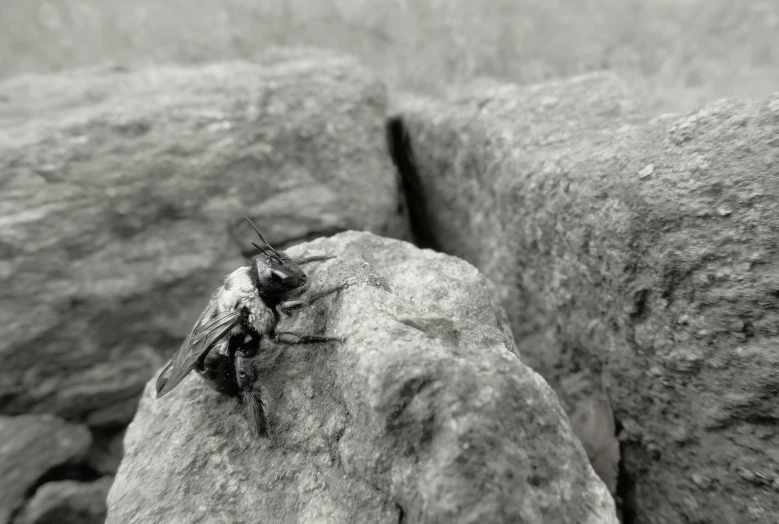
(24, 464, 104, 499)
(385, 116, 441, 251)
(9, 461, 104, 524)
(614, 417, 636, 524)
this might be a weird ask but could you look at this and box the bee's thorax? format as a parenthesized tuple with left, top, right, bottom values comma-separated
(214, 266, 276, 337)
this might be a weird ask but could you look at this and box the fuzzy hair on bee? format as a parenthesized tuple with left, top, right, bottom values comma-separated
(155, 217, 348, 437)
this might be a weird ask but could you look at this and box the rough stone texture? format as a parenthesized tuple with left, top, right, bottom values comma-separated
(13, 477, 113, 524)
(390, 72, 648, 398)
(1, 0, 778, 114)
(107, 232, 616, 524)
(0, 415, 92, 524)
(0, 51, 408, 427)
(390, 76, 779, 522)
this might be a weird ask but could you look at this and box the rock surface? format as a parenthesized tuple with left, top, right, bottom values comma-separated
(0, 51, 408, 427)
(1, 0, 778, 113)
(390, 76, 779, 522)
(389, 72, 648, 392)
(107, 232, 616, 524)
(0, 415, 92, 524)
(13, 477, 113, 524)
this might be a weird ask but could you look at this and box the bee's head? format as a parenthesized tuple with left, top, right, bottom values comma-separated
(252, 252, 308, 296)
(242, 217, 308, 297)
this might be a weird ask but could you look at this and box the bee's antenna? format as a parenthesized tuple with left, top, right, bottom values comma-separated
(251, 242, 269, 255)
(243, 216, 280, 256)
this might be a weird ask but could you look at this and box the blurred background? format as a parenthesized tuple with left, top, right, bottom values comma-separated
(1, 1, 778, 524)
(2, 0, 778, 114)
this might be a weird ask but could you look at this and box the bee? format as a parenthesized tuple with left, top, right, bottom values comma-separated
(155, 217, 347, 437)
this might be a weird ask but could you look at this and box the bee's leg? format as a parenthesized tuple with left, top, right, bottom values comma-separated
(196, 343, 239, 397)
(234, 332, 267, 437)
(277, 282, 349, 316)
(271, 330, 343, 345)
(295, 255, 335, 265)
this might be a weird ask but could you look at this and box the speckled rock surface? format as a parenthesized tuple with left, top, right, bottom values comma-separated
(389, 77, 779, 523)
(0, 50, 408, 427)
(107, 232, 616, 524)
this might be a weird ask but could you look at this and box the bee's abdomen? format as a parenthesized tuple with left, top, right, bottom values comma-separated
(197, 349, 240, 397)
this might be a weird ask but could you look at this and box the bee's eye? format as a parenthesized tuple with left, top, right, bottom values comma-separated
(270, 269, 289, 283)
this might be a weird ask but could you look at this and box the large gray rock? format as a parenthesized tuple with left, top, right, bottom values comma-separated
(1, 0, 777, 113)
(0, 415, 92, 524)
(0, 51, 408, 427)
(107, 232, 617, 524)
(389, 76, 779, 523)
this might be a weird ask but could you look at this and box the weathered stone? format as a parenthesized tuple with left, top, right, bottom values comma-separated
(390, 76, 779, 523)
(0, 415, 92, 524)
(13, 477, 113, 524)
(389, 73, 647, 399)
(107, 232, 616, 524)
(0, 52, 408, 427)
(1, 0, 778, 113)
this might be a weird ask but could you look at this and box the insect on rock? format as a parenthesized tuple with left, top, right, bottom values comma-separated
(155, 217, 348, 437)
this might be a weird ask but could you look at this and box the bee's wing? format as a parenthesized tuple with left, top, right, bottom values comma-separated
(155, 300, 242, 399)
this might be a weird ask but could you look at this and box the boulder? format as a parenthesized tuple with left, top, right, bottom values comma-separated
(107, 232, 617, 524)
(389, 75, 779, 523)
(0, 415, 92, 524)
(0, 51, 408, 427)
(13, 477, 113, 524)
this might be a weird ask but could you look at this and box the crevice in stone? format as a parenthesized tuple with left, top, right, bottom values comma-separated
(614, 418, 636, 524)
(629, 289, 650, 321)
(11, 463, 105, 523)
(396, 502, 406, 524)
(385, 116, 441, 251)
(24, 463, 104, 499)
(86, 425, 126, 476)
(12, 462, 107, 524)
